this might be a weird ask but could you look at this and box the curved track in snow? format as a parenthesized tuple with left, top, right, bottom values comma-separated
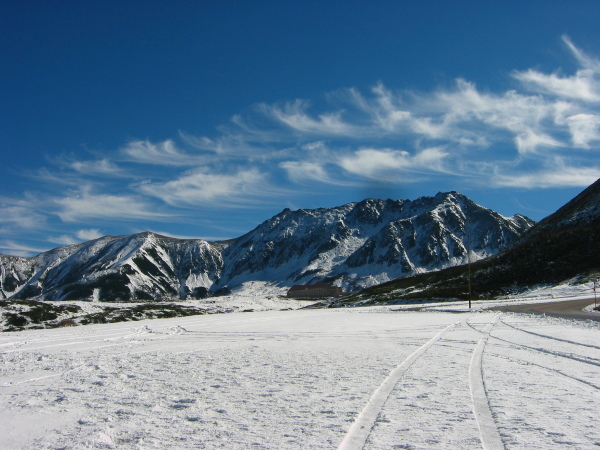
(468, 315, 504, 450)
(465, 314, 600, 367)
(485, 351, 600, 394)
(499, 316, 600, 350)
(338, 320, 459, 450)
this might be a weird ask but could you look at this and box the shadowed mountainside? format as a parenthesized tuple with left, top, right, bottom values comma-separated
(0, 192, 533, 302)
(345, 178, 600, 305)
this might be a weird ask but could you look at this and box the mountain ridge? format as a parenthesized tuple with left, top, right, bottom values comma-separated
(0, 192, 534, 302)
(345, 179, 600, 305)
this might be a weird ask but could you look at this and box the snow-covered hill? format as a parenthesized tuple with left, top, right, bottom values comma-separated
(0, 192, 534, 301)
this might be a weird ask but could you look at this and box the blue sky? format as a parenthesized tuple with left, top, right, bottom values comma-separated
(2, 1, 600, 257)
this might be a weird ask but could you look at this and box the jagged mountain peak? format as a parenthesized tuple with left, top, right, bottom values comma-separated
(350, 178, 600, 303)
(1, 192, 535, 301)
(216, 192, 532, 290)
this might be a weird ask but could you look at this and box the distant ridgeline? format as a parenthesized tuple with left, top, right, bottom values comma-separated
(0, 192, 535, 302)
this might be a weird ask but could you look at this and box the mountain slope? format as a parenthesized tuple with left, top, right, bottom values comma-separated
(0, 192, 534, 302)
(347, 178, 600, 304)
(1, 233, 224, 302)
(219, 193, 532, 291)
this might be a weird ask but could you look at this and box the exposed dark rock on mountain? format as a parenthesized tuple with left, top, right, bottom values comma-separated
(0, 192, 534, 302)
(347, 179, 600, 304)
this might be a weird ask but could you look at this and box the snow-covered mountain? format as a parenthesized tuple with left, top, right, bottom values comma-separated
(347, 178, 600, 304)
(0, 192, 534, 301)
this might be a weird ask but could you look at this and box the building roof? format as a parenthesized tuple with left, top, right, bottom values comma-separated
(288, 283, 336, 292)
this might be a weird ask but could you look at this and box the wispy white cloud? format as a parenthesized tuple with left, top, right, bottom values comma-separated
(0, 240, 49, 257)
(340, 84, 412, 133)
(0, 204, 46, 230)
(430, 80, 563, 154)
(48, 234, 79, 246)
(180, 130, 284, 161)
(48, 228, 104, 246)
(121, 139, 210, 166)
(258, 99, 363, 136)
(279, 161, 355, 186)
(511, 35, 600, 102)
(70, 158, 122, 175)
(514, 130, 563, 154)
(491, 161, 600, 189)
(76, 228, 104, 241)
(301, 141, 327, 151)
(564, 113, 600, 148)
(5, 36, 600, 253)
(115, 38, 600, 198)
(31, 167, 88, 186)
(137, 168, 281, 208)
(513, 68, 600, 102)
(280, 161, 329, 184)
(338, 147, 450, 180)
(562, 35, 600, 72)
(54, 187, 169, 222)
(41, 153, 125, 180)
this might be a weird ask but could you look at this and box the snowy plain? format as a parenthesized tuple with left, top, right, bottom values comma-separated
(1, 284, 599, 449)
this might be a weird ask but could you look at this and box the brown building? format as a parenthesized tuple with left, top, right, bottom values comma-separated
(286, 282, 344, 299)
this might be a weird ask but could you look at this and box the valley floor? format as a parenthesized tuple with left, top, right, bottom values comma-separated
(1, 305, 599, 449)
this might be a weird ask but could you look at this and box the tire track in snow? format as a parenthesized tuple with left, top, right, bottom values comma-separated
(337, 319, 460, 450)
(1, 371, 64, 387)
(0, 326, 181, 356)
(485, 351, 600, 394)
(433, 336, 600, 393)
(499, 317, 600, 350)
(469, 314, 504, 450)
(1, 362, 89, 387)
(465, 317, 600, 368)
(0, 327, 160, 354)
(0, 332, 134, 353)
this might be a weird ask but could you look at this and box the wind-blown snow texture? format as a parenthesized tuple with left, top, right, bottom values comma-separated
(0, 193, 534, 301)
(1, 305, 598, 448)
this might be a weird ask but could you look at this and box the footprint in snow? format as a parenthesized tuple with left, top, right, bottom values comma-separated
(171, 398, 196, 409)
(173, 398, 196, 404)
(186, 416, 201, 422)
(136, 325, 153, 334)
(168, 325, 188, 335)
(171, 403, 191, 410)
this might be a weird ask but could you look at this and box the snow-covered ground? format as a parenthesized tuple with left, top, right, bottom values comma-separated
(1, 292, 599, 449)
(0, 282, 317, 332)
(376, 280, 600, 313)
(54, 281, 311, 318)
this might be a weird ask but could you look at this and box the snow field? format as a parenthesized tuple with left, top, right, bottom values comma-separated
(481, 315, 600, 449)
(0, 308, 599, 449)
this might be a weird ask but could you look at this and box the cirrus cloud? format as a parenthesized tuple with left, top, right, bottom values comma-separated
(121, 139, 211, 166)
(54, 187, 169, 223)
(512, 36, 600, 102)
(492, 164, 600, 189)
(5, 36, 600, 256)
(339, 147, 450, 180)
(137, 168, 281, 208)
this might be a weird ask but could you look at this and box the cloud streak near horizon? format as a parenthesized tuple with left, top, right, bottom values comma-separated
(2, 36, 600, 255)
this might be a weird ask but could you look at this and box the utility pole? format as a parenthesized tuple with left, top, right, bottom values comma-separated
(466, 205, 472, 310)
